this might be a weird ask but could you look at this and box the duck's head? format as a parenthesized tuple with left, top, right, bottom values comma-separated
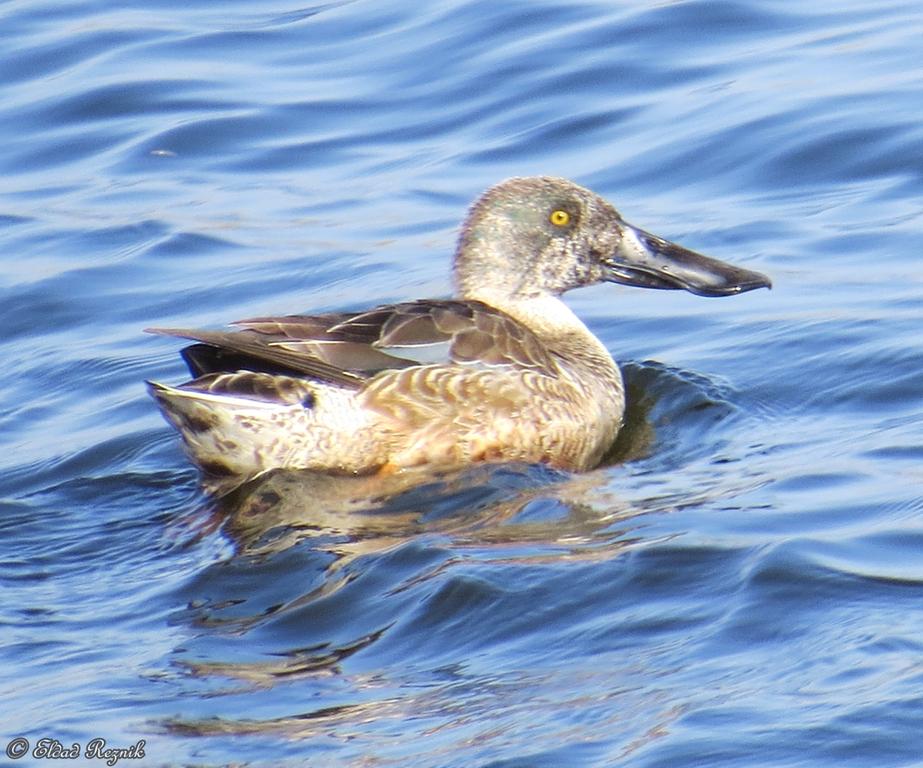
(454, 176, 771, 301)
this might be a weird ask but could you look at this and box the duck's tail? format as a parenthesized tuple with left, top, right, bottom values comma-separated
(147, 374, 374, 492)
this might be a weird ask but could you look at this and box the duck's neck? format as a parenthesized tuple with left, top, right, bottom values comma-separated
(466, 289, 583, 336)
(464, 289, 617, 377)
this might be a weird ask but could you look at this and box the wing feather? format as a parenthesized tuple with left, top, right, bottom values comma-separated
(147, 299, 559, 386)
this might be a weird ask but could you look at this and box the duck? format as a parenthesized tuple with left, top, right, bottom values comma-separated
(147, 176, 770, 491)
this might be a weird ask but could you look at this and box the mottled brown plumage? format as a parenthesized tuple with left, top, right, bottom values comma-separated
(148, 177, 770, 492)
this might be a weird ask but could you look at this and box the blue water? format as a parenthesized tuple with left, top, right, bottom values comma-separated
(2, 0, 923, 765)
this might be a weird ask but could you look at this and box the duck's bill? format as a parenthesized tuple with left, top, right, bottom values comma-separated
(604, 223, 771, 297)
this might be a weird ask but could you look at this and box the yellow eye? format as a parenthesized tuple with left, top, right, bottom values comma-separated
(549, 209, 570, 227)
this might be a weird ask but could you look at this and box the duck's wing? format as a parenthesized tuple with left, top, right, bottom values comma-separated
(147, 299, 559, 387)
(146, 325, 367, 388)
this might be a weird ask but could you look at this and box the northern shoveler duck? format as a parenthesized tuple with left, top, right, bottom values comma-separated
(148, 177, 770, 490)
